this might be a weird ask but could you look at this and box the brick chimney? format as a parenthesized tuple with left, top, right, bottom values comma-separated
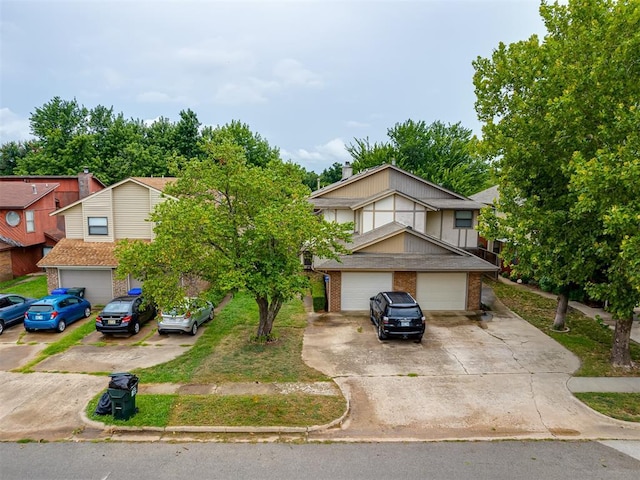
(78, 167, 92, 199)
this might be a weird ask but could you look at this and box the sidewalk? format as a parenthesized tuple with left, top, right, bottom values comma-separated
(489, 277, 640, 394)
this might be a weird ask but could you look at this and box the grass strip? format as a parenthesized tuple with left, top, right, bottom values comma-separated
(0, 275, 48, 298)
(86, 392, 345, 428)
(574, 392, 640, 423)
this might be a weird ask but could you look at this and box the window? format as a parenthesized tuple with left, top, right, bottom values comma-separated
(88, 217, 108, 235)
(26, 210, 35, 233)
(454, 210, 473, 228)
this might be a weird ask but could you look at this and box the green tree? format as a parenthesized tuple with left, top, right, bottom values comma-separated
(200, 120, 280, 167)
(0, 140, 38, 175)
(474, 0, 640, 366)
(347, 120, 490, 196)
(116, 142, 351, 339)
(319, 162, 345, 186)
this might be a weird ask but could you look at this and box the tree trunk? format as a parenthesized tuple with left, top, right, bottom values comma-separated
(552, 292, 569, 331)
(255, 295, 283, 340)
(610, 316, 633, 367)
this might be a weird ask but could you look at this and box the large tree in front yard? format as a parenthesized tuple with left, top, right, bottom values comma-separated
(116, 142, 351, 339)
(474, 0, 640, 367)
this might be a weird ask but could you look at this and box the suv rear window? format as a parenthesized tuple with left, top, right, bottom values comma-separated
(388, 306, 422, 318)
(29, 305, 53, 312)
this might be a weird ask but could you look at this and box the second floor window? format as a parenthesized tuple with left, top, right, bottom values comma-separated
(454, 210, 473, 228)
(26, 210, 35, 233)
(88, 216, 108, 235)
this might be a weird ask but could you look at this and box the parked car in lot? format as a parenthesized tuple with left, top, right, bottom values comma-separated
(0, 294, 38, 335)
(24, 294, 92, 333)
(369, 291, 425, 341)
(95, 292, 156, 335)
(157, 298, 214, 335)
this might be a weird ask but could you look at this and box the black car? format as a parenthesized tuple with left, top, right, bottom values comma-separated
(95, 294, 156, 335)
(369, 291, 425, 342)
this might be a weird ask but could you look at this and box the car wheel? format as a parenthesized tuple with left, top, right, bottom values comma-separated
(190, 322, 198, 336)
(377, 323, 387, 340)
(208, 309, 214, 322)
(132, 321, 140, 335)
(0, 320, 4, 335)
(57, 320, 67, 333)
(25, 327, 34, 332)
(84, 307, 91, 318)
(415, 334, 423, 343)
(158, 329, 166, 335)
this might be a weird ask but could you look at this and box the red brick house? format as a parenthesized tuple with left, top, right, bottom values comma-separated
(0, 170, 104, 280)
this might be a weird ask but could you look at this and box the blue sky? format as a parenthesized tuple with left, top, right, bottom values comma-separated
(0, 0, 546, 172)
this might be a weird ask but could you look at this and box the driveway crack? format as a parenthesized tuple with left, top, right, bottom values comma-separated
(528, 373, 556, 438)
(443, 346, 469, 374)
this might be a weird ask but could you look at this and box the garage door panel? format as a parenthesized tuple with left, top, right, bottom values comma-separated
(417, 272, 467, 310)
(59, 269, 113, 305)
(341, 272, 392, 311)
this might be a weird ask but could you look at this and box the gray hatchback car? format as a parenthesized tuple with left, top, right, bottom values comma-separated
(157, 298, 214, 335)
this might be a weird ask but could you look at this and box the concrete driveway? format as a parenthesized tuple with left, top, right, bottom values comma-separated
(303, 299, 640, 442)
(0, 318, 200, 441)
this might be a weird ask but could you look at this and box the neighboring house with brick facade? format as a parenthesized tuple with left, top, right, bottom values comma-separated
(310, 163, 498, 312)
(37, 177, 176, 305)
(0, 170, 104, 281)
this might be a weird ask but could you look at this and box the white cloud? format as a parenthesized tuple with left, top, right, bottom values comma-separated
(0, 108, 32, 142)
(283, 137, 350, 173)
(273, 59, 323, 88)
(213, 78, 278, 105)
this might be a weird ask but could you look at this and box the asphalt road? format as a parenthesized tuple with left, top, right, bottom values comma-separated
(2, 441, 639, 480)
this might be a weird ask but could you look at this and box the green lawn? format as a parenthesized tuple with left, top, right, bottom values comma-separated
(87, 291, 345, 428)
(0, 274, 48, 298)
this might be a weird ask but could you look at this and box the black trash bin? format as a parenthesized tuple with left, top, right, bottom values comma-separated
(67, 287, 86, 298)
(107, 372, 138, 420)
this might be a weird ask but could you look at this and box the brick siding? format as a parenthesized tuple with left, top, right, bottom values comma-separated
(327, 271, 341, 312)
(45, 268, 59, 294)
(466, 272, 482, 310)
(393, 271, 417, 297)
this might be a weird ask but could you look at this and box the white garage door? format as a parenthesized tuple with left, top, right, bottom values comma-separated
(341, 272, 393, 311)
(59, 269, 113, 305)
(416, 272, 467, 310)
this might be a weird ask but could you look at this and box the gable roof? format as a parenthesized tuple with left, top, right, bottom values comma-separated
(37, 238, 120, 267)
(350, 222, 464, 255)
(52, 176, 177, 216)
(310, 163, 468, 201)
(0, 182, 59, 209)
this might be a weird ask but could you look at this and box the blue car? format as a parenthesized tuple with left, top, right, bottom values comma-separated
(0, 294, 38, 335)
(24, 294, 92, 333)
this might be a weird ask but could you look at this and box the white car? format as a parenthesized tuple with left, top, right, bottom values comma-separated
(157, 298, 214, 335)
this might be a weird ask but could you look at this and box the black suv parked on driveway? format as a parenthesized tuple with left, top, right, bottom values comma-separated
(369, 291, 425, 342)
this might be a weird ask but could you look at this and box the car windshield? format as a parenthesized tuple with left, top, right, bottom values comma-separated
(103, 301, 132, 314)
(388, 306, 421, 318)
(29, 305, 53, 313)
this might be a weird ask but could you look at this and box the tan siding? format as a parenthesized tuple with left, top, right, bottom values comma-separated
(64, 206, 84, 239)
(425, 211, 442, 238)
(113, 182, 153, 239)
(322, 169, 390, 198)
(82, 189, 113, 242)
(360, 234, 405, 253)
(388, 170, 457, 199)
(404, 235, 451, 254)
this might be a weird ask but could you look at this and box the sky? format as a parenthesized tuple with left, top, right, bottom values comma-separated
(0, 0, 547, 173)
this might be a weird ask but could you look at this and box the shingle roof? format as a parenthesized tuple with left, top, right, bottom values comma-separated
(314, 252, 498, 272)
(37, 238, 119, 267)
(0, 182, 59, 209)
(470, 185, 500, 205)
(131, 177, 177, 191)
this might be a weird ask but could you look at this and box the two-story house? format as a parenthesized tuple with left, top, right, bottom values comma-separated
(310, 163, 498, 312)
(37, 177, 176, 305)
(0, 170, 105, 281)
